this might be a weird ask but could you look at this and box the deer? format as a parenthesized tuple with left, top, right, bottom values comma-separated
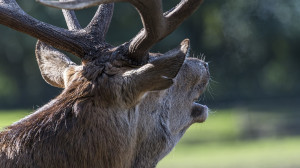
(0, 0, 210, 167)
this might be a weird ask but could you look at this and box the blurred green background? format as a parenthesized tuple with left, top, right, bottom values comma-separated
(0, 0, 300, 167)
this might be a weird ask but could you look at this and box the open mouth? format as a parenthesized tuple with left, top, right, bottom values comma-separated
(191, 80, 209, 123)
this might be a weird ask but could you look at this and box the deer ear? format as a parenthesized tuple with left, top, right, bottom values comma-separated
(133, 39, 189, 92)
(35, 41, 76, 88)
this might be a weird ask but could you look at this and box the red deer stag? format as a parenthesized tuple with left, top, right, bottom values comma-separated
(0, 0, 210, 167)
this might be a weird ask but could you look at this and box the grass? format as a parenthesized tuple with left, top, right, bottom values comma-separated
(158, 136, 300, 168)
(1, 108, 300, 168)
(0, 110, 30, 130)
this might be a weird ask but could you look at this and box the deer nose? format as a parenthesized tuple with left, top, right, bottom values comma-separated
(203, 62, 209, 70)
(203, 62, 210, 78)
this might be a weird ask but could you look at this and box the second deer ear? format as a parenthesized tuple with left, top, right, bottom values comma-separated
(132, 39, 190, 93)
(35, 41, 77, 88)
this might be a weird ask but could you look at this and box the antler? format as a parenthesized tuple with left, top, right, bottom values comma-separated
(38, 0, 204, 63)
(1, 0, 203, 64)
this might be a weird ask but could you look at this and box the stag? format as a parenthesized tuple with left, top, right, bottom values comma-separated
(0, 0, 210, 167)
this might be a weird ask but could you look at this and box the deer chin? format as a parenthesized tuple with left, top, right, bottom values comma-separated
(191, 102, 208, 123)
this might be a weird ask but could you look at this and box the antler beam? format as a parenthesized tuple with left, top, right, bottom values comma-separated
(0, 0, 90, 58)
(86, 3, 114, 41)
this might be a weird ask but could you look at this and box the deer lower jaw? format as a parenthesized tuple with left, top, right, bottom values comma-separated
(191, 102, 208, 123)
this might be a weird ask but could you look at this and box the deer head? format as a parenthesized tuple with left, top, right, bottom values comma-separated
(0, 0, 209, 167)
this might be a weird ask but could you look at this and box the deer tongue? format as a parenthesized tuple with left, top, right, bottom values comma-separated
(191, 103, 208, 123)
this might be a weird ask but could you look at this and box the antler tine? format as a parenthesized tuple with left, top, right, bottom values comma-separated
(164, 0, 204, 32)
(128, 0, 165, 63)
(62, 9, 81, 30)
(60, 0, 81, 30)
(86, 3, 114, 41)
(129, 0, 204, 63)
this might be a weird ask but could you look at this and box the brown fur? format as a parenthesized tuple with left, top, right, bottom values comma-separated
(1, 29, 210, 168)
(0, 55, 209, 168)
